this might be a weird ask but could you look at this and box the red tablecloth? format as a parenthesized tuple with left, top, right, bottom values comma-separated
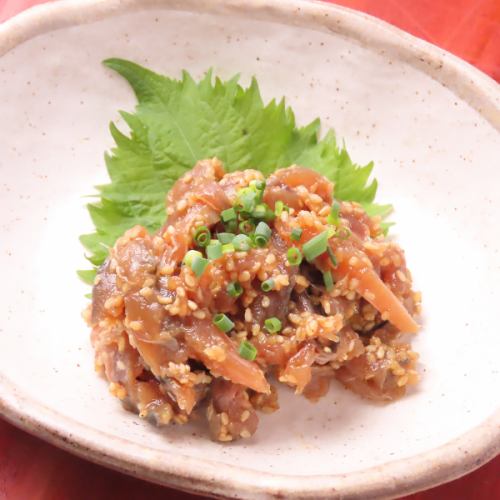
(0, 1, 498, 499)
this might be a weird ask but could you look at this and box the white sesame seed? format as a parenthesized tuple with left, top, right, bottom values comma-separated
(265, 253, 276, 265)
(245, 308, 253, 322)
(184, 273, 196, 288)
(159, 265, 174, 276)
(176, 199, 187, 211)
(187, 300, 198, 311)
(129, 320, 142, 331)
(139, 287, 154, 298)
(239, 270, 251, 282)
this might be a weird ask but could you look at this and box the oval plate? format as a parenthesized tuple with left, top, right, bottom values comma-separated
(0, 1, 499, 498)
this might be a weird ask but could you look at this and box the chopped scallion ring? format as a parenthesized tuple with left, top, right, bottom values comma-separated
(337, 227, 352, 239)
(227, 281, 243, 298)
(264, 317, 282, 334)
(261, 278, 275, 292)
(287, 247, 302, 266)
(193, 225, 211, 247)
(239, 220, 255, 235)
(254, 235, 267, 248)
(252, 204, 267, 219)
(222, 243, 235, 254)
(237, 188, 257, 213)
(253, 203, 275, 221)
(206, 241, 223, 260)
(323, 270, 334, 291)
(233, 234, 252, 251)
(224, 219, 238, 233)
(290, 227, 303, 241)
(183, 250, 202, 266)
(238, 340, 257, 360)
(255, 221, 271, 238)
(250, 179, 266, 192)
(221, 207, 237, 222)
(275, 201, 284, 216)
(213, 313, 235, 333)
(217, 232, 235, 245)
(254, 221, 272, 247)
(191, 256, 209, 277)
(303, 231, 328, 262)
(327, 201, 341, 226)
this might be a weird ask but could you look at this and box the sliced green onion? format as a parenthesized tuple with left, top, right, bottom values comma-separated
(255, 221, 272, 238)
(275, 201, 284, 216)
(238, 210, 251, 221)
(239, 220, 255, 235)
(327, 201, 341, 226)
(264, 317, 282, 334)
(221, 207, 237, 222)
(217, 232, 235, 245)
(261, 278, 275, 292)
(303, 231, 329, 262)
(183, 250, 202, 266)
(227, 281, 243, 298)
(291, 227, 303, 241)
(193, 225, 211, 247)
(287, 247, 302, 266)
(323, 270, 334, 291)
(327, 246, 338, 267)
(206, 241, 223, 260)
(191, 256, 209, 277)
(233, 234, 252, 251)
(264, 208, 276, 221)
(254, 235, 267, 248)
(250, 179, 266, 192)
(238, 340, 257, 360)
(224, 219, 238, 233)
(222, 243, 235, 254)
(337, 227, 352, 239)
(254, 221, 272, 247)
(237, 188, 257, 213)
(253, 203, 275, 221)
(252, 203, 267, 219)
(213, 313, 234, 333)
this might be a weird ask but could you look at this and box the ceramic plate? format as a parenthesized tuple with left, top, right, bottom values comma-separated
(0, 1, 499, 498)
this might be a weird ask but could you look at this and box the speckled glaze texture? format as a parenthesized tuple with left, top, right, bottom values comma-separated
(0, 1, 499, 499)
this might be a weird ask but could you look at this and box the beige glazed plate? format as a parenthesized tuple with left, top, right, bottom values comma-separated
(0, 0, 499, 498)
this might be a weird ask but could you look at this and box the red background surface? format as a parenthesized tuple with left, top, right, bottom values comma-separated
(0, 0, 498, 499)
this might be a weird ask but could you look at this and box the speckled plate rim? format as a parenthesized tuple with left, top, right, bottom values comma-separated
(0, 1, 499, 498)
